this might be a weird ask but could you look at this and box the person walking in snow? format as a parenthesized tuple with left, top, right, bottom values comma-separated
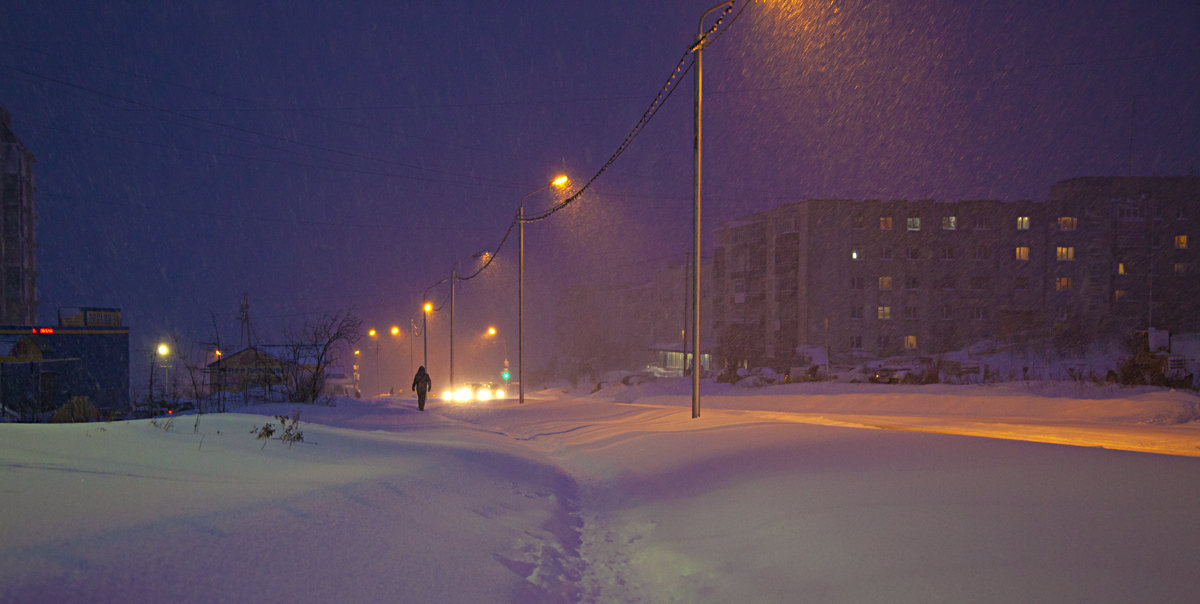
(412, 366, 432, 411)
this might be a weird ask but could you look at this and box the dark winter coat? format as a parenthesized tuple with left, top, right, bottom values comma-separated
(412, 367, 432, 394)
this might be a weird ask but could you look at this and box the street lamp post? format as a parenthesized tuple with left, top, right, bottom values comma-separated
(421, 279, 443, 372)
(350, 350, 360, 401)
(390, 325, 401, 393)
(156, 343, 170, 404)
(450, 250, 489, 392)
(485, 326, 509, 383)
(689, 2, 733, 419)
(519, 175, 569, 404)
(367, 328, 380, 395)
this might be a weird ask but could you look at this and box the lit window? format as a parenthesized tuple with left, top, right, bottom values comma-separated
(879, 276, 893, 290)
(1056, 246, 1075, 261)
(877, 306, 892, 320)
(851, 247, 863, 260)
(1016, 216, 1030, 230)
(1175, 235, 1188, 249)
(1175, 263, 1187, 275)
(1115, 289, 1127, 301)
(942, 216, 957, 230)
(907, 217, 921, 231)
(1058, 216, 1078, 231)
(904, 335, 917, 349)
(1117, 262, 1126, 275)
(1055, 276, 1074, 291)
(880, 216, 893, 230)
(1015, 246, 1030, 261)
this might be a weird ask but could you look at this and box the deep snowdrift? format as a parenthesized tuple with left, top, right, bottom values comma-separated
(3, 381, 1199, 602)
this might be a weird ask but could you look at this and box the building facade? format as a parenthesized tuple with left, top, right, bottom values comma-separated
(0, 308, 130, 419)
(712, 177, 1200, 368)
(0, 108, 37, 325)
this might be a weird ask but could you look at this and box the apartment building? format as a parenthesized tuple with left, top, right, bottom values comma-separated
(712, 177, 1200, 368)
(1048, 177, 1200, 337)
(0, 108, 37, 325)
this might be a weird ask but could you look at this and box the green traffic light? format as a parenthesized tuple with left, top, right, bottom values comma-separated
(502, 370, 511, 380)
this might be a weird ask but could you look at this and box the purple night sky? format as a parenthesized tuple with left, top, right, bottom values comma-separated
(2, 0, 1197, 391)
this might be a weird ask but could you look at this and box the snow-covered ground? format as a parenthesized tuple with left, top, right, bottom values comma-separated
(3, 379, 1199, 602)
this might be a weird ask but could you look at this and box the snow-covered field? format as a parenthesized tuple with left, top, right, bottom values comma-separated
(3, 379, 1199, 602)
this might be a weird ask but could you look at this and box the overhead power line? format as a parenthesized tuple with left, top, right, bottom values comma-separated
(452, 0, 748, 285)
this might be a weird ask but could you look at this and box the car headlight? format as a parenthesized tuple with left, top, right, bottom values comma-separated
(454, 386, 473, 402)
(476, 388, 492, 401)
(494, 389, 505, 399)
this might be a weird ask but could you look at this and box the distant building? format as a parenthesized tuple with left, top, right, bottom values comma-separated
(0, 307, 130, 420)
(711, 177, 1200, 369)
(206, 347, 287, 395)
(207, 345, 349, 400)
(0, 107, 38, 325)
(554, 259, 713, 379)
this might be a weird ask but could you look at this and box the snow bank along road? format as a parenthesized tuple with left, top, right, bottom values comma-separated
(3, 384, 1199, 602)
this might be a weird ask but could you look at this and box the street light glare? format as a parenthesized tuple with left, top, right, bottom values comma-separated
(424, 302, 433, 313)
(391, 326, 400, 336)
(368, 328, 377, 338)
(552, 175, 569, 187)
(156, 343, 169, 356)
(488, 326, 497, 335)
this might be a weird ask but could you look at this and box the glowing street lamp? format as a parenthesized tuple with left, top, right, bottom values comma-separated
(421, 283, 443, 371)
(519, 174, 570, 404)
(450, 250, 490, 391)
(485, 326, 509, 384)
(353, 349, 361, 397)
(367, 328, 381, 395)
(156, 342, 171, 402)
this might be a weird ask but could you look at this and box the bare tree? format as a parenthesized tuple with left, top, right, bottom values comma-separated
(282, 311, 362, 403)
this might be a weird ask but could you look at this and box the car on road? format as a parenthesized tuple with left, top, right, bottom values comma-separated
(442, 381, 507, 402)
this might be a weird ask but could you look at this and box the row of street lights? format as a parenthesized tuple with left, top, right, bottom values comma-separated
(369, 2, 731, 415)
(363, 176, 568, 403)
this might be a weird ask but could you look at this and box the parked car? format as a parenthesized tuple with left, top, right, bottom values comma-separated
(869, 367, 909, 384)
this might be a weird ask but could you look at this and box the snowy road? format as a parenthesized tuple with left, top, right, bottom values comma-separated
(3, 383, 1199, 602)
